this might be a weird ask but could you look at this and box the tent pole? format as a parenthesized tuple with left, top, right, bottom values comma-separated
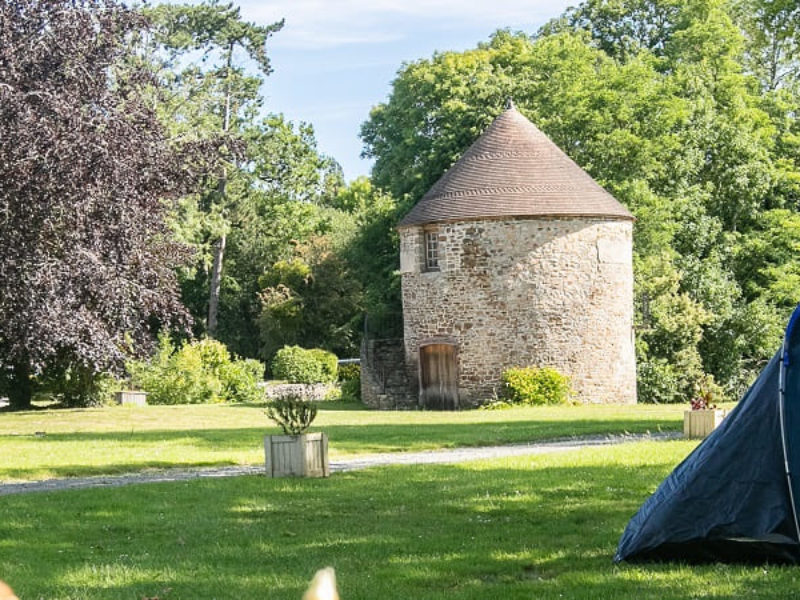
(779, 335, 800, 543)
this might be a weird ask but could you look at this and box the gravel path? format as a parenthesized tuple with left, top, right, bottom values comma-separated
(0, 431, 680, 496)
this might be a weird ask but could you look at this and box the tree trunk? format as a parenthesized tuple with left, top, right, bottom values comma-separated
(208, 233, 226, 336)
(8, 358, 32, 410)
(206, 41, 234, 339)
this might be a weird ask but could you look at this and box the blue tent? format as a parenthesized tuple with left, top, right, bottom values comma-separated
(615, 305, 800, 564)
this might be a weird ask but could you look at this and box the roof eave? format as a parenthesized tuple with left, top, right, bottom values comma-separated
(397, 212, 636, 230)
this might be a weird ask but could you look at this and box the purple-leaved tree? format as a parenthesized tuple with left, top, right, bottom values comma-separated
(0, 0, 198, 408)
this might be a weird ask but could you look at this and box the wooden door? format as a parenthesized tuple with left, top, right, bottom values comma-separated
(420, 344, 459, 410)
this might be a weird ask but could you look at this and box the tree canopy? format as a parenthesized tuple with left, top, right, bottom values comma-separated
(144, 0, 284, 337)
(361, 0, 800, 401)
(0, 0, 198, 408)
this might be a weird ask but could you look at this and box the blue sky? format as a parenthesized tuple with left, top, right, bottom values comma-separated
(235, 1, 574, 181)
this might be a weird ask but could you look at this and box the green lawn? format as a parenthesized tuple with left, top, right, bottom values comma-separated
(1, 440, 795, 599)
(0, 403, 685, 481)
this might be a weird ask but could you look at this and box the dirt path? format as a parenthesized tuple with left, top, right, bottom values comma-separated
(0, 431, 680, 496)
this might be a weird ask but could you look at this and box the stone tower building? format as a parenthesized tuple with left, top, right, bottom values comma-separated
(394, 106, 636, 408)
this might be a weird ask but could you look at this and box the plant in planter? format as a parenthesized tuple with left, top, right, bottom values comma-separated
(684, 378, 727, 438)
(264, 394, 329, 478)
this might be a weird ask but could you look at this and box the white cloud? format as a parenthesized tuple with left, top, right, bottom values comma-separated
(238, 0, 569, 49)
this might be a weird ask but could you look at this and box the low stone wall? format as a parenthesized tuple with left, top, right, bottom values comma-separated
(361, 338, 413, 409)
(262, 382, 337, 401)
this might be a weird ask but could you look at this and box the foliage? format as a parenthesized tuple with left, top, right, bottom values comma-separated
(732, 0, 800, 91)
(338, 363, 361, 382)
(500, 367, 574, 406)
(359, 4, 800, 403)
(338, 179, 406, 337)
(270, 346, 338, 384)
(340, 379, 361, 403)
(142, 1, 285, 339)
(338, 364, 362, 402)
(257, 214, 362, 361)
(0, 0, 199, 409)
(309, 349, 338, 383)
(128, 335, 263, 404)
(690, 375, 720, 410)
(144, 3, 349, 356)
(264, 393, 318, 435)
(218, 358, 265, 405)
(636, 358, 684, 404)
(338, 363, 361, 401)
(35, 366, 125, 409)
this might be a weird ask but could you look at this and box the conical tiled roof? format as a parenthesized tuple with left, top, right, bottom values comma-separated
(398, 107, 634, 227)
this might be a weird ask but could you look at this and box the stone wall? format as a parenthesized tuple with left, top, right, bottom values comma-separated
(360, 338, 413, 409)
(399, 216, 636, 407)
(262, 382, 337, 401)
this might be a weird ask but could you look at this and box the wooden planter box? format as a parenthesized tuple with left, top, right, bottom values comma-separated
(683, 409, 727, 439)
(115, 391, 147, 406)
(264, 432, 330, 478)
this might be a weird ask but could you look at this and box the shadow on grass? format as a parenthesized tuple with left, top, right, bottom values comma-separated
(4, 417, 680, 448)
(0, 457, 788, 599)
(0, 414, 681, 480)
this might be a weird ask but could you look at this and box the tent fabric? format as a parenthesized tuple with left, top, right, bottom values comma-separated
(615, 305, 800, 563)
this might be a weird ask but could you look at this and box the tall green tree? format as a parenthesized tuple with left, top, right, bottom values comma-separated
(145, 1, 283, 337)
(165, 112, 342, 358)
(733, 0, 800, 91)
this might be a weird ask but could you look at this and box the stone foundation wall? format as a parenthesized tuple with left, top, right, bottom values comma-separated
(399, 216, 636, 407)
(360, 338, 413, 409)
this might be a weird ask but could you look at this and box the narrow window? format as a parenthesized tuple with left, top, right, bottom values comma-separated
(425, 230, 440, 271)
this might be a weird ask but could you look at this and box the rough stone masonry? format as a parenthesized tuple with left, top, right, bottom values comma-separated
(398, 216, 636, 407)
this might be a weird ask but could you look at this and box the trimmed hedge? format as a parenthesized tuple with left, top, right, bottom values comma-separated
(271, 346, 338, 384)
(500, 366, 573, 406)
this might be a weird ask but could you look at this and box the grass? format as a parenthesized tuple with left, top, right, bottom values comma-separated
(2, 439, 797, 599)
(0, 402, 685, 482)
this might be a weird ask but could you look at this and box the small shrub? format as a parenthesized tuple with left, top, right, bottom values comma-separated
(309, 348, 338, 383)
(271, 346, 321, 383)
(129, 335, 264, 404)
(340, 378, 361, 402)
(338, 363, 360, 382)
(690, 375, 722, 410)
(219, 359, 265, 405)
(265, 393, 318, 435)
(271, 346, 337, 384)
(338, 363, 361, 402)
(479, 399, 513, 410)
(37, 363, 124, 407)
(637, 359, 682, 404)
(323, 386, 343, 401)
(637, 354, 719, 404)
(500, 366, 573, 406)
